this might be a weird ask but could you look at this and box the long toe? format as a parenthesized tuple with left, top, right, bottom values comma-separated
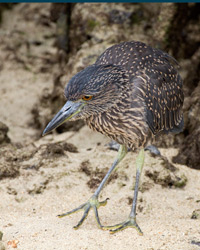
(103, 217, 143, 235)
(57, 196, 108, 230)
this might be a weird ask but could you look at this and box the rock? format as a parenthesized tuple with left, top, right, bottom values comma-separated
(145, 151, 187, 188)
(0, 122, 10, 144)
(173, 82, 200, 169)
(0, 232, 5, 250)
(191, 209, 200, 220)
(0, 231, 3, 241)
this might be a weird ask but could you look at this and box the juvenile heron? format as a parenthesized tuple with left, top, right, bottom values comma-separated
(43, 41, 184, 234)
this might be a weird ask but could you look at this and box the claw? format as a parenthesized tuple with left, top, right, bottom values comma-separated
(58, 203, 86, 218)
(57, 196, 108, 229)
(73, 205, 90, 229)
(102, 216, 143, 235)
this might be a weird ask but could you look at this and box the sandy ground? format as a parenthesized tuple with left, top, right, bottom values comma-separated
(0, 3, 200, 250)
(1, 128, 200, 250)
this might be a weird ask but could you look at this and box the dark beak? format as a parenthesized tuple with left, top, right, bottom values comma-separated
(42, 100, 84, 136)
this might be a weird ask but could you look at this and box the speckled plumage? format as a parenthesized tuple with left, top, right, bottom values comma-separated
(65, 41, 184, 149)
(43, 41, 184, 233)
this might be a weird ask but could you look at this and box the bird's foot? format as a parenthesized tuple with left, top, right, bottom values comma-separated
(144, 145, 161, 156)
(58, 195, 108, 229)
(102, 216, 143, 235)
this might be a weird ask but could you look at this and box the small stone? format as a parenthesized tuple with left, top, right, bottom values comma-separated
(191, 209, 200, 219)
(0, 231, 3, 241)
(0, 122, 10, 144)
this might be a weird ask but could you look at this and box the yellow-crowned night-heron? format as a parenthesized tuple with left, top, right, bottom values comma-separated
(43, 41, 184, 234)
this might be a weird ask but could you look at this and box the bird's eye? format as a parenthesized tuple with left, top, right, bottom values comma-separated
(82, 95, 93, 101)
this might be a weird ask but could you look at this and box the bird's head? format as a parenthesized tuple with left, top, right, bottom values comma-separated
(43, 64, 129, 135)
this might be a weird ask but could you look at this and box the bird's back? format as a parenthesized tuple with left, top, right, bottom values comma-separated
(85, 41, 184, 149)
(95, 41, 184, 137)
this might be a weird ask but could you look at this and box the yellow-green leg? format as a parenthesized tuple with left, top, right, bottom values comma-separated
(58, 145, 128, 229)
(103, 148, 145, 234)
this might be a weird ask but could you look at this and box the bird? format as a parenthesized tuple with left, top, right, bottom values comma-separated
(43, 41, 184, 234)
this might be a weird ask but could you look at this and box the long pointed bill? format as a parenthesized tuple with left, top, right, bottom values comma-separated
(42, 100, 84, 136)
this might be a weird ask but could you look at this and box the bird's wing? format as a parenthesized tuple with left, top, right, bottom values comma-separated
(137, 67, 184, 135)
(95, 41, 184, 135)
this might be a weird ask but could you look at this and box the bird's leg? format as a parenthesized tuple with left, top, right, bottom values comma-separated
(58, 145, 128, 229)
(103, 148, 145, 235)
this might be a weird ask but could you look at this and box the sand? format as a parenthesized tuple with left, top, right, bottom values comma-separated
(0, 3, 200, 250)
